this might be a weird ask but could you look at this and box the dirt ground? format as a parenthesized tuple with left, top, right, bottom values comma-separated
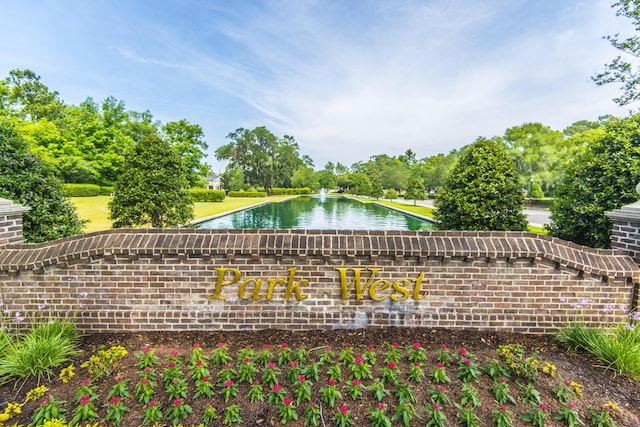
(2, 327, 639, 426)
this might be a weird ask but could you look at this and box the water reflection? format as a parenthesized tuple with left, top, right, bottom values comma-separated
(196, 196, 433, 230)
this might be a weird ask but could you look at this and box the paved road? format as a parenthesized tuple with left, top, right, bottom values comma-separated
(387, 198, 552, 227)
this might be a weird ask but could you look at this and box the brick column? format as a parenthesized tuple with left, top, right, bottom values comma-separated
(0, 198, 30, 247)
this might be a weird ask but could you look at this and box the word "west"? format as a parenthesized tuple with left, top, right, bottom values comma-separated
(336, 267, 429, 301)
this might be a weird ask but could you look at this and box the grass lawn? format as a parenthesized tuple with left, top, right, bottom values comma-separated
(71, 195, 291, 233)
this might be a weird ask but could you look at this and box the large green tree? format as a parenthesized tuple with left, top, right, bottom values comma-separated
(0, 119, 84, 242)
(215, 127, 304, 194)
(593, 0, 640, 105)
(405, 177, 427, 206)
(547, 114, 640, 248)
(434, 138, 527, 231)
(109, 134, 193, 228)
(162, 119, 210, 187)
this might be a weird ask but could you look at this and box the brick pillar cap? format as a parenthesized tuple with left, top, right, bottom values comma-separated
(607, 183, 640, 221)
(0, 198, 30, 215)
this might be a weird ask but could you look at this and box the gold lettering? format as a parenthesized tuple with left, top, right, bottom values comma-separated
(369, 279, 390, 301)
(336, 267, 382, 300)
(238, 278, 262, 300)
(209, 267, 242, 300)
(391, 279, 411, 301)
(413, 272, 429, 300)
(266, 277, 286, 300)
(284, 267, 309, 300)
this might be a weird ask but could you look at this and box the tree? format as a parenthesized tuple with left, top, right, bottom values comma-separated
(434, 138, 527, 231)
(291, 166, 319, 190)
(162, 119, 210, 187)
(109, 134, 193, 228)
(2, 69, 65, 121)
(593, 0, 640, 105)
(547, 114, 640, 248)
(405, 177, 427, 206)
(220, 165, 246, 192)
(0, 119, 84, 242)
(215, 127, 304, 194)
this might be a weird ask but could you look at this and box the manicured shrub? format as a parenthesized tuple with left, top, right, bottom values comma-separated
(188, 188, 226, 202)
(99, 186, 114, 195)
(228, 191, 267, 198)
(61, 184, 101, 197)
(384, 189, 398, 200)
(270, 188, 312, 195)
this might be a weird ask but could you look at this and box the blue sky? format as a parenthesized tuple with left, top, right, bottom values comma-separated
(0, 0, 633, 171)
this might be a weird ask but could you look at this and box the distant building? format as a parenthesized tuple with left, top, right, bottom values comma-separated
(206, 175, 222, 190)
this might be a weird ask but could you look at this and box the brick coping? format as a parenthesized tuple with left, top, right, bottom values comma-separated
(0, 229, 638, 281)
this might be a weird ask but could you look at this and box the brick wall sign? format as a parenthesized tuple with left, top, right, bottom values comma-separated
(0, 224, 638, 334)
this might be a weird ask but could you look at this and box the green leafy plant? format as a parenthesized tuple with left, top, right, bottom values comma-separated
(211, 342, 233, 366)
(407, 342, 427, 364)
(220, 379, 238, 403)
(201, 405, 218, 425)
(555, 402, 585, 427)
(369, 402, 392, 427)
(32, 395, 67, 426)
(521, 402, 550, 427)
(428, 385, 450, 406)
(134, 347, 159, 369)
(247, 380, 265, 402)
(319, 378, 342, 407)
(588, 403, 619, 427)
(303, 402, 321, 427)
(431, 362, 451, 383)
(489, 377, 517, 405)
(350, 355, 373, 380)
(455, 403, 481, 427)
(457, 357, 481, 383)
(346, 378, 363, 399)
(368, 378, 390, 402)
(459, 383, 481, 407)
(294, 374, 312, 404)
(142, 400, 163, 425)
(268, 383, 287, 406)
(423, 402, 447, 427)
(392, 402, 421, 427)
(193, 375, 214, 399)
(167, 397, 192, 425)
(334, 405, 355, 427)
(492, 404, 514, 427)
(104, 396, 129, 426)
(277, 397, 299, 424)
(70, 394, 98, 425)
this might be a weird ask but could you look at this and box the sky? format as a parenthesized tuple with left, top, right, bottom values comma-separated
(0, 0, 634, 171)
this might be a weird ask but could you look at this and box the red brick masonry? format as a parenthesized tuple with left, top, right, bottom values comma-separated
(0, 229, 638, 334)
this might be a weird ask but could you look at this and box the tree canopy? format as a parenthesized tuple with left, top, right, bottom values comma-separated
(215, 127, 305, 194)
(108, 134, 194, 228)
(434, 138, 527, 231)
(0, 119, 84, 242)
(547, 114, 640, 248)
(593, 0, 640, 105)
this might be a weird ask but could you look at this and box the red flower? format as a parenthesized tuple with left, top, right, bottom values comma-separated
(392, 342, 399, 348)
(328, 378, 337, 386)
(109, 396, 121, 405)
(459, 348, 467, 356)
(436, 385, 446, 392)
(272, 384, 282, 392)
(298, 375, 306, 382)
(345, 343, 353, 348)
(281, 343, 289, 348)
(81, 378, 90, 385)
(412, 342, 422, 349)
(167, 361, 176, 368)
(268, 362, 276, 369)
(41, 397, 50, 406)
(79, 395, 90, 405)
(436, 362, 445, 368)
(414, 361, 421, 367)
(142, 347, 151, 354)
(340, 405, 349, 415)
(568, 402, 577, 409)
(141, 378, 149, 385)
(148, 400, 157, 407)
(499, 377, 506, 383)
(539, 403, 549, 411)
(432, 403, 441, 411)
(463, 358, 472, 365)
(170, 349, 178, 357)
(355, 356, 364, 365)
(224, 380, 234, 387)
(243, 357, 251, 364)
(173, 398, 183, 406)
(193, 342, 200, 348)
(201, 376, 209, 382)
(283, 397, 293, 406)
(388, 361, 397, 369)
(351, 379, 361, 386)
(263, 343, 269, 349)
(217, 342, 225, 347)
(368, 344, 375, 351)
(377, 402, 385, 410)
(440, 344, 447, 349)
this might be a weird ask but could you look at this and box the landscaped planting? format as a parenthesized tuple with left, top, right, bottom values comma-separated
(0, 337, 631, 426)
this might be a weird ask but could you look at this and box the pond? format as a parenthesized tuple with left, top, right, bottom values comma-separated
(195, 196, 434, 230)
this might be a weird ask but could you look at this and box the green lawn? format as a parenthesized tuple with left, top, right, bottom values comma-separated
(71, 196, 291, 233)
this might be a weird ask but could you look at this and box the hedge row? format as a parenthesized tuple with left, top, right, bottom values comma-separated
(61, 184, 102, 197)
(189, 188, 226, 202)
(270, 187, 312, 195)
(228, 190, 267, 198)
